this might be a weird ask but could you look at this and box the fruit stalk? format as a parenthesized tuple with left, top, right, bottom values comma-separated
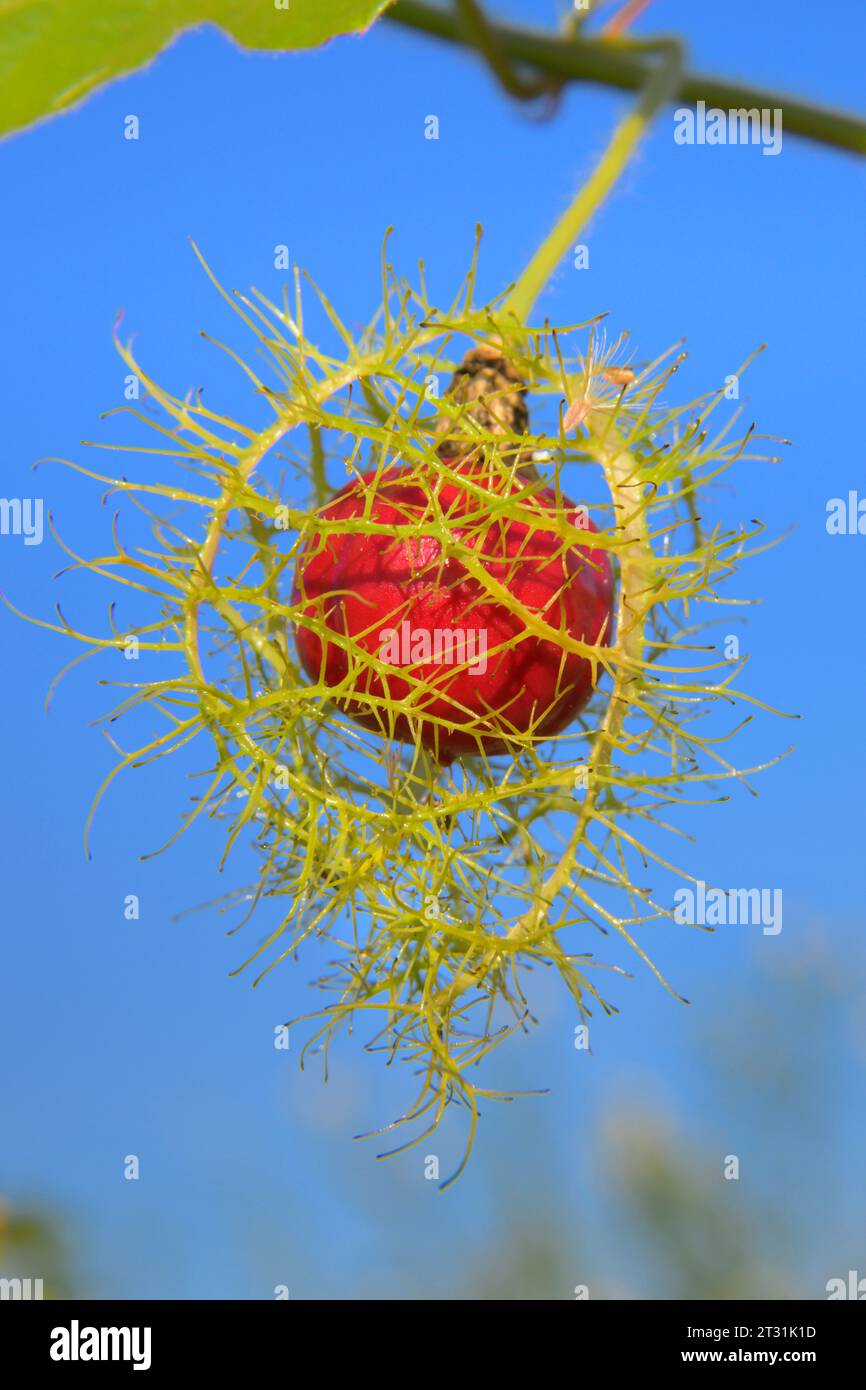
(504, 41, 682, 324)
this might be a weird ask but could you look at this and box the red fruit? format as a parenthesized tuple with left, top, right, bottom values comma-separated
(291, 464, 614, 760)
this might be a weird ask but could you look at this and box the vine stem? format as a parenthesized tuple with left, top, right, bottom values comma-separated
(386, 1, 866, 157)
(503, 40, 683, 323)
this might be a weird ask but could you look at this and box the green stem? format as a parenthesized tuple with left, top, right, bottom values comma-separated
(454, 0, 552, 100)
(503, 42, 682, 323)
(386, 1, 866, 157)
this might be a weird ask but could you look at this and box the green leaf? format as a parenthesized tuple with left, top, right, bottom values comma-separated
(0, 0, 393, 141)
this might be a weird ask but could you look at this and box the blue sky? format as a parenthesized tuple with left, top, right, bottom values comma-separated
(1, 0, 864, 1298)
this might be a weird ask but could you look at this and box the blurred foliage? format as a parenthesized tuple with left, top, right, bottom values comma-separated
(4, 934, 863, 1298)
(0, 1198, 73, 1299)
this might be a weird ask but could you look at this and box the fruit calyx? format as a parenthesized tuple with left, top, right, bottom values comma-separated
(435, 341, 529, 446)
